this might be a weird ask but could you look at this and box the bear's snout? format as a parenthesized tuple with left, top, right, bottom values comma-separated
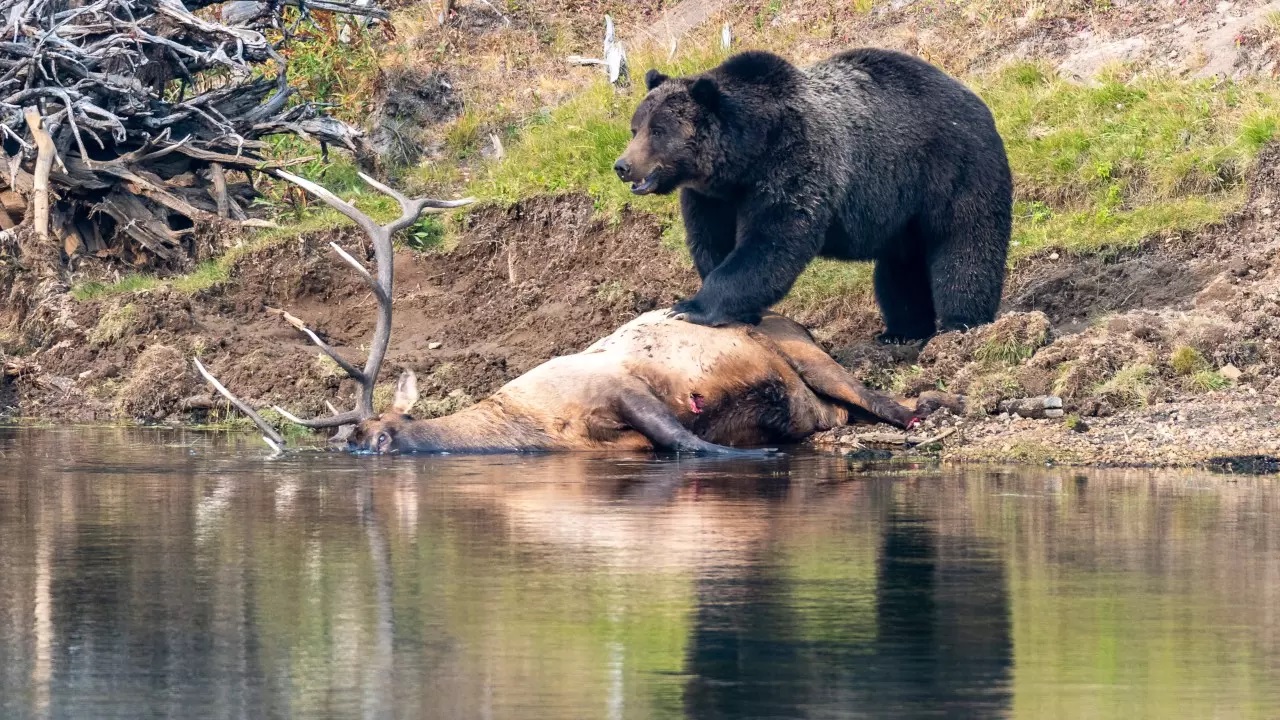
(613, 158, 633, 181)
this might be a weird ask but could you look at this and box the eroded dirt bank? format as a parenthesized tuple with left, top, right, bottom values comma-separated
(4, 148, 1280, 469)
(1, 195, 694, 424)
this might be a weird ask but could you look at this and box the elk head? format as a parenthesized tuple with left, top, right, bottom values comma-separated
(345, 370, 420, 454)
(194, 171, 473, 453)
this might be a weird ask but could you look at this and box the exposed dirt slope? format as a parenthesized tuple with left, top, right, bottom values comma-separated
(2, 195, 694, 423)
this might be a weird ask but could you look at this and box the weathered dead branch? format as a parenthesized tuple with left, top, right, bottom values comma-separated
(1, 0, 384, 269)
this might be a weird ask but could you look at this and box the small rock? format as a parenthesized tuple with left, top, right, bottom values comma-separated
(997, 395, 1064, 419)
(180, 395, 218, 411)
(1048, 252, 1060, 261)
(1220, 364, 1242, 381)
(428, 342, 442, 350)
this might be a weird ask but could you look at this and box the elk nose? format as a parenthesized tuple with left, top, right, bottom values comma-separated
(613, 158, 631, 180)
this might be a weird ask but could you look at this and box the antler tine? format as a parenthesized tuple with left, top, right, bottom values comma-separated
(421, 198, 478, 210)
(271, 405, 364, 429)
(194, 359, 286, 450)
(275, 170, 384, 241)
(356, 171, 476, 233)
(329, 241, 384, 302)
(272, 308, 368, 383)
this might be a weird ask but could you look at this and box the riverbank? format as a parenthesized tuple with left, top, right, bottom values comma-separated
(6, 157, 1280, 470)
(5, 0, 1280, 470)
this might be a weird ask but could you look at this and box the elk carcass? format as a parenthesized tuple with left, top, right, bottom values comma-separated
(196, 173, 950, 456)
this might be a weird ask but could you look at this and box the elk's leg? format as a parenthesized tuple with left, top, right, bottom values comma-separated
(799, 360, 919, 429)
(616, 388, 775, 457)
(756, 318, 920, 429)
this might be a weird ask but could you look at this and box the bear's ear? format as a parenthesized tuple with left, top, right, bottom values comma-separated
(644, 69, 669, 91)
(689, 77, 720, 112)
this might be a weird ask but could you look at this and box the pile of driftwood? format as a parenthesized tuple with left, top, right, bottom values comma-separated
(0, 0, 386, 267)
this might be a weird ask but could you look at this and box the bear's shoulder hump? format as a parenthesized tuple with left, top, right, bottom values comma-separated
(716, 50, 796, 84)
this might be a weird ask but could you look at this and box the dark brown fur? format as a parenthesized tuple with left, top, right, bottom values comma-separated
(615, 50, 1013, 340)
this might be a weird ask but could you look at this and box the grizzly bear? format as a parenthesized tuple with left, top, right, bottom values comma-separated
(613, 48, 1013, 343)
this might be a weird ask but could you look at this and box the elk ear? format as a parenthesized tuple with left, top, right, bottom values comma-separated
(689, 77, 720, 111)
(391, 370, 419, 414)
(644, 69, 669, 91)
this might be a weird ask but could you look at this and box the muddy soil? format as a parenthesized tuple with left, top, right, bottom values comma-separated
(1, 194, 694, 424)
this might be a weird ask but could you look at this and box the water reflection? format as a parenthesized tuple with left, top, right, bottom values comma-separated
(0, 427, 1277, 719)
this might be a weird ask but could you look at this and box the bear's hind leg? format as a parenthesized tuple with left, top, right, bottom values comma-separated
(925, 210, 1008, 334)
(874, 251, 937, 344)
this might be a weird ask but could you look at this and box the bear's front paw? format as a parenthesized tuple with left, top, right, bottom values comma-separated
(668, 299, 761, 328)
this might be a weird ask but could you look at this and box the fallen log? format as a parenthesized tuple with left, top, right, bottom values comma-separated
(0, 0, 381, 270)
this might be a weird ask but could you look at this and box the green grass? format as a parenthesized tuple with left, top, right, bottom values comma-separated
(477, 80, 662, 216)
(1170, 345, 1210, 376)
(975, 332, 1046, 366)
(1265, 10, 1280, 35)
(983, 62, 1278, 258)
(474, 47, 731, 219)
(172, 261, 231, 294)
(1095, 363, 1158, 408)
(453, 53, 1280, 306)
(1000, 440, 1073, 465)
(205, 408, 319, 441)
(1189, 369, 1230, 392)
(1063, 413, 1087, 432)
(75, 41, 1280, 311)
(785, 260, 875, 310)
(275, 10, 381, 125)
(72, 275, 159, 301)
(444, 111, 487, 159)
(88, 302, 139, 347)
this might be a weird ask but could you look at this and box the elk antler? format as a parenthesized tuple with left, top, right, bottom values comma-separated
(193, 171, 475, 448)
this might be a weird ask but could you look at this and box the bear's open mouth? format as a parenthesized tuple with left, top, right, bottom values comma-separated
(630, 175, 657, 195)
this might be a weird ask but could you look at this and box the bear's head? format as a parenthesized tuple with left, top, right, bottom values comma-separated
(613, 69, 724, 196)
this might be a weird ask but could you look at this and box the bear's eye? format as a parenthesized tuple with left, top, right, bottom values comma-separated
(649, 124, 665, 139)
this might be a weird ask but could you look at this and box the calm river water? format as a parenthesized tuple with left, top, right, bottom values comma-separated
(0, 427, 1277, 719)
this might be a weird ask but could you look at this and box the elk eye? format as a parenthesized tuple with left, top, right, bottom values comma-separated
(375, 432, 392, 452)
